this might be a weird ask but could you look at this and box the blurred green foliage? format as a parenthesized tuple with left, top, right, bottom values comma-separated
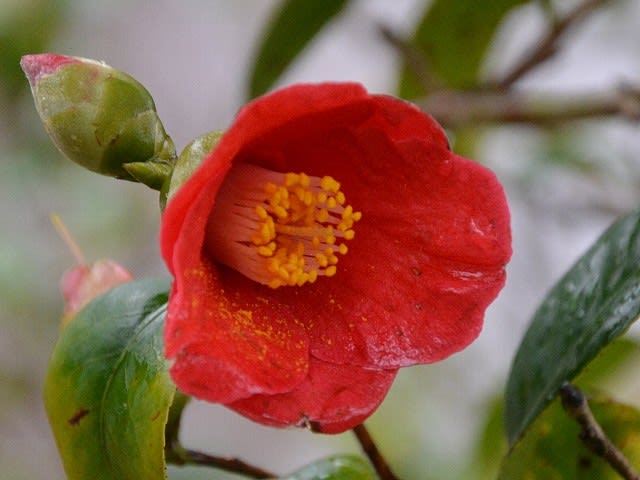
(399, 0, 529, 97)
(248, 0, 349, 98)
(0, 0, 65, 106)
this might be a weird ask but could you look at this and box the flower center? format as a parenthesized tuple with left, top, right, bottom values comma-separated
(206, 163, 361, 288)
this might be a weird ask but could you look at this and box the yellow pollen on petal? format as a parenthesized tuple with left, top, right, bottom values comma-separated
(206, 163, 361, 288)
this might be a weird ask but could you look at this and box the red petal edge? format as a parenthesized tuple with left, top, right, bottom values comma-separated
(229, 357, 397, 433)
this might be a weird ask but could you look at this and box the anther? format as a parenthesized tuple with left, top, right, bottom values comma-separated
(205, 163, 361, 288)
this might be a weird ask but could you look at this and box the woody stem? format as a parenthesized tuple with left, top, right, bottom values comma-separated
(417, 86, 640, 129)
(494, 0, 611, 89)
(559, 382, 640, 480)
(352, 423, 400, 480)
(167, 444, 276, 479)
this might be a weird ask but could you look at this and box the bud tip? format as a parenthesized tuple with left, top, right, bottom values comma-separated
(61, 260, 133, 328)
(20, 53, 78, 85)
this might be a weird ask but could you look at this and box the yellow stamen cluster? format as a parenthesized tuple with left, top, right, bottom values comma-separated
(206, 163, 361, 288)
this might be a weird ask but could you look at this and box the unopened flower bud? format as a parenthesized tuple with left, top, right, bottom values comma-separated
(60, 260, 133, 329)
(21, 53, 175, 186)
(51, 214, 133, 329)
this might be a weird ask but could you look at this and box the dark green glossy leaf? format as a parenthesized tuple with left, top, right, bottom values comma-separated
(281, 455, 376, 480)
(505, 210, 640, 446)
(44, 277, 175, 480)
(399, 0, 528, 97)
(499, 394, 640, 479)
(248, 0, 349, 98)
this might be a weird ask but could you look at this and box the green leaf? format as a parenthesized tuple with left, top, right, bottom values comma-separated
(399, 0, 528, 97)
(505, 209, 640, 446)
(44, 277, 175, 480)
(248, 0, 350, 98)
(499, 394, 640, 479)
(281, 455, 376, 480)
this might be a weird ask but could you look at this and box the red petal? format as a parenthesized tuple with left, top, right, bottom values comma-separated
(228, 356, 397, 434)
(246, 102, 511, 367)
(165, 258, 309, 403)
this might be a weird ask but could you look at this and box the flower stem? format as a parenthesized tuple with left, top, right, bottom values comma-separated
(352, 424, 400, 480)
(168, 445, 275, 479)
(559, 382, 640, 480)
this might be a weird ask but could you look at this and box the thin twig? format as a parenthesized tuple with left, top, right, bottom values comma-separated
(352, 424, 400, 480)
(164, 392, 275, 478)
(559, 382, 640, 480)
(50, 213, 87, 265)
(378, 25, 442, 94)
(417, 85, 640, 128)
(495, 0, 611, 89)
(170, 447, 276, 479)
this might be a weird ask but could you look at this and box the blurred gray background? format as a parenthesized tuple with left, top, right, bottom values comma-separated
(2, 1, 640, 479)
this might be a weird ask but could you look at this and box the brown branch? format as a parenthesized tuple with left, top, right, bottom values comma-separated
(559, 383, 640, 480)
(168, 446, 276, 479)
(352, 424, 400, 480)
(495, 0, 611, 89)
(378, 25, 442, 94)
(417, 85, 640, 128)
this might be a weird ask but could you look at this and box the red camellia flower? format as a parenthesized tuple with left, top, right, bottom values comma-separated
(161, 83, 511, 433)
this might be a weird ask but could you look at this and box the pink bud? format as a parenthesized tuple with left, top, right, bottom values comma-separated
(60, 260, 133, 329)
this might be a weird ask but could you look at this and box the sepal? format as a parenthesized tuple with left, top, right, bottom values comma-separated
(161, 130, 222, 208)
